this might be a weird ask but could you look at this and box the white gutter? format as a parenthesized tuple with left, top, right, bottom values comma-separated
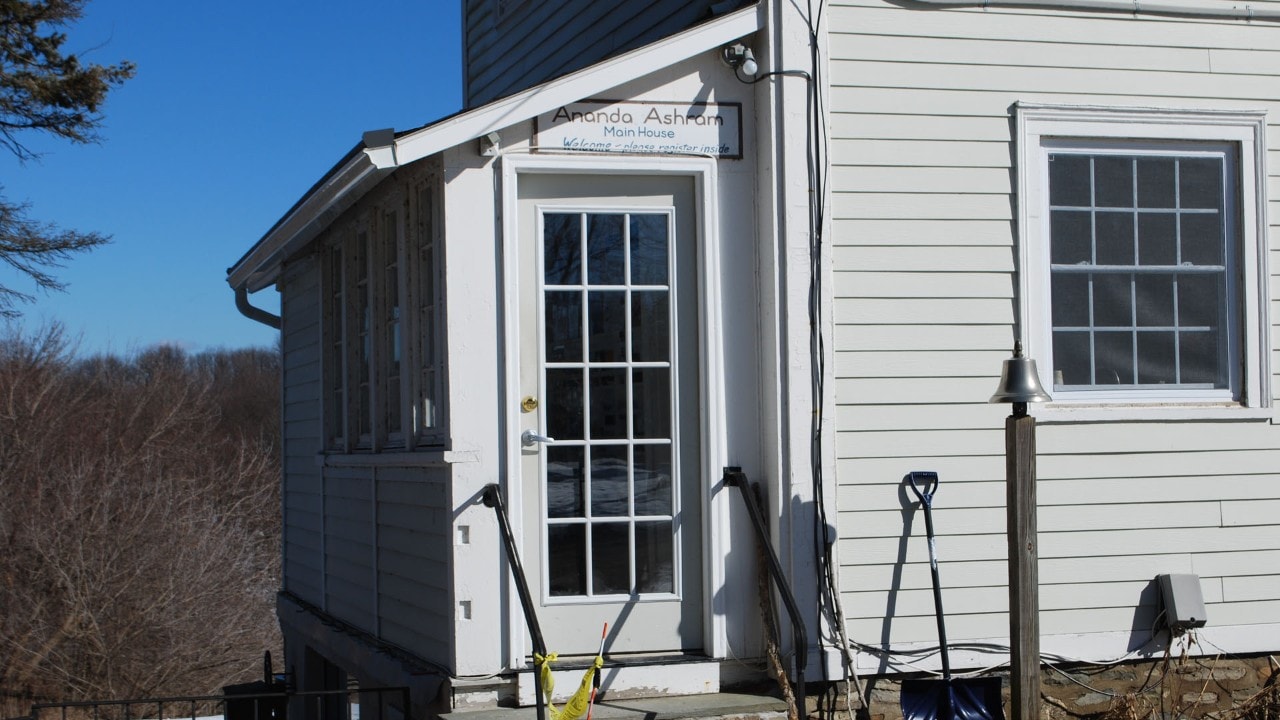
(912, 0, 1280, 20)
(228, 129, 398, 293)
(226, 4, 762, 293)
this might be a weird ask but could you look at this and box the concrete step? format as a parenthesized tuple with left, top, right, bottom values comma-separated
(442, 692, 790, 720)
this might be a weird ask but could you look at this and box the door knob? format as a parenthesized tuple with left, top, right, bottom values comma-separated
(521, 429, 555, 447)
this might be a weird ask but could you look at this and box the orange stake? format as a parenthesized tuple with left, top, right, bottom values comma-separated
(586, 623, 608, 720)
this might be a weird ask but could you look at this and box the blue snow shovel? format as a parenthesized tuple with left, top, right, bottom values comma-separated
(900, 472, 1006, 720)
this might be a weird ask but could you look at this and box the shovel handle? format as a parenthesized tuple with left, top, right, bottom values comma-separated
(906, 471, 938, 508)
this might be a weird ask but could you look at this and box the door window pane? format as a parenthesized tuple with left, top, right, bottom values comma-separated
(588, 291, 626, 362)
(547, 446, 585, 518)
(587, 214, 625, 285)
(635, 521, 674, 594)
(544, 214, 581, 284)
(590, 445, 629, 517)
(548, 525, 586, 596)
(545, 291, 582, 362)
(592, 523, 630, 594)
(546, 369, 584, 440)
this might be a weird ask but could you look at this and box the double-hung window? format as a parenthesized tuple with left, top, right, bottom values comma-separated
(1017, 105, 1269, 414)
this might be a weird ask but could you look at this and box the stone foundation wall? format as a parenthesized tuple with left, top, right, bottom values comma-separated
(818, 653, 1277, 719)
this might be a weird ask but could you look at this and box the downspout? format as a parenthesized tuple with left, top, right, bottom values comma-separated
(912, 0, 1280, 21)
(235, 285, 281, 329)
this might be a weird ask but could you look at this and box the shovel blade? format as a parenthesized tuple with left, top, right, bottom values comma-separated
(901, 677, 1005, 720)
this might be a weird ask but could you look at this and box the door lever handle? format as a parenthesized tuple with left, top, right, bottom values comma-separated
(521, 429, 555, 447)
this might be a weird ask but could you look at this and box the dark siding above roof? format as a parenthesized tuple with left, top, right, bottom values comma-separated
(462, 0, 754, 108)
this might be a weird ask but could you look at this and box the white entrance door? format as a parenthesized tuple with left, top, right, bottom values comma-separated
(518, 174, 703, 657)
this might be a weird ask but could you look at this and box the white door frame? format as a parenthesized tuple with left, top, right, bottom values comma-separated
(499, 154, 729, 667)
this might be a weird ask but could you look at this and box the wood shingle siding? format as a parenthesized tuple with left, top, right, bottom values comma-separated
(829, 0, 1280, 652)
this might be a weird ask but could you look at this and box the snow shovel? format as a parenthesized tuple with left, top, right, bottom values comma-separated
(900, 471, 1005, 720)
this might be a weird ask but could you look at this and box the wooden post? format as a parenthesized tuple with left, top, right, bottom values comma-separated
(1006, 405, 1041, 720)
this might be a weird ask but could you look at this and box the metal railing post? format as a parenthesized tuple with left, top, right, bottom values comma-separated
(723, 467, 809, 718)
(482, 484, 548, 720)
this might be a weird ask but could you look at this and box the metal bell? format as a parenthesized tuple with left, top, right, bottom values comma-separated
(990, 341, 1052, 404)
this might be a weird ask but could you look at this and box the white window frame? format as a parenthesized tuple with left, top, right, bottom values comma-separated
(1017, 103, 1270, 420)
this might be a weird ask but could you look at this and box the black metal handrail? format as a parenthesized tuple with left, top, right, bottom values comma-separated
(481, 483, 548, 720)
(723, 467, 808, 718)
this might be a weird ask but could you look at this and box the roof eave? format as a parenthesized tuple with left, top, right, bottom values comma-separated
(227, 2, 761, 291)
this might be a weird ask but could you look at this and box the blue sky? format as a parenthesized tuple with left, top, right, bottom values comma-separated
(2, 1, 463, 354)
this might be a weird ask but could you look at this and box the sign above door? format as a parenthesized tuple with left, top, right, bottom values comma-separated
(535, 100, 743, 159)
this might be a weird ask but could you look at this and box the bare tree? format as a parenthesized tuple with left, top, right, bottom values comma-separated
(0, 325, 281, 715)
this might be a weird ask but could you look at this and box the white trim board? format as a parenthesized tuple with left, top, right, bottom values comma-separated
(498, 154, 728, 668)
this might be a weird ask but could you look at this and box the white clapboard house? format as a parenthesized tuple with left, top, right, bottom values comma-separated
(227, 0, 1280, 715)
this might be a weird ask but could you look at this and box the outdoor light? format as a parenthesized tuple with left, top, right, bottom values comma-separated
(990, 340, 1050, 720)
(722, 43, 758, 77)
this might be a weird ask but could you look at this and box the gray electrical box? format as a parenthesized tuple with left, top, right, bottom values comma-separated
(1157, 573, 1207, 631)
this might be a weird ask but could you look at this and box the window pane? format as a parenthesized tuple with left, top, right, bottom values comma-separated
(1178, 275, 1223, 328)
(544, 213, 581, 284)
(588, 291, 626, 362)
(1136, 332, 1176, 384)
(632, 291, 670, 362)
(592, 523, 630, 594)
(1053, 331, 1091, 386)
(633, 368, 671, 439)
(589, 369, 627, 439)
(630, 214, 669, 285)
(635, 521, 674, 593)
(1181, 214, 1223, 266)
(547, 446, 584, 518)
(590, 444, 629, 517)
(1095, 212, 1134, 266)
(1180, 330, 1223, 385)
(1051, 274, 1089, 327)
(545, 291, 582, 362)
(1179, 157, 1223, 209)
(634, 444, 673, 516)
(1049, 154, 1091, 206)
(1136, 158, 1176, 208)
(546, 369, 584, 440)
(1050, 210, 1092, 264)
(1138, 214, 1176, 266)
(1095, 156, 1134, 208)
(548, 525, 586, 596)
(1095, 332, 1134, 384)
(1093, 274, 1133, 327)
(587, 214, 625, 285)
(1135, 274, 1174, 327)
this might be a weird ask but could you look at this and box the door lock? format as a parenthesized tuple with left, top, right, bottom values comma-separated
(521, 396, 539, 413)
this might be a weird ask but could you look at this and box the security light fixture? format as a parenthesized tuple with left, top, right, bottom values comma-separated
(722, 43, 758, 77)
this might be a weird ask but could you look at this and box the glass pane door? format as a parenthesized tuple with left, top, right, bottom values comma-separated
(540, 210, 678, 600)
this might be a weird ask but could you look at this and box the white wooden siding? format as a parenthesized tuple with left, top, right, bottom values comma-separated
(281, 262, 325, 607)
(829, 0, 1280, 657)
